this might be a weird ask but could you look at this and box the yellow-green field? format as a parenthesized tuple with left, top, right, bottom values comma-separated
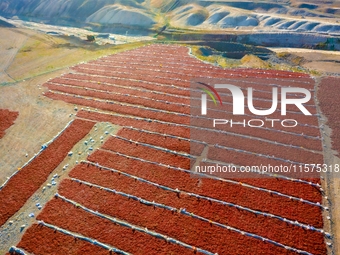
(4, 28, 152, 83)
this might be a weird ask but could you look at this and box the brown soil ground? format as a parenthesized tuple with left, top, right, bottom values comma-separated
(0, 70, 75, 185)
(0, 26, 149, 185)
(271, 48, 340, 75)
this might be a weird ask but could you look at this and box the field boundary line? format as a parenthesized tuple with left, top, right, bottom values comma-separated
(79, 109, 322, 152)
(0, 120, 74, 191)
(36, 221, 131, 255)
(85, 158, 326, 210)
(71, 170, 326, 235)
(55, 194, 216, 255)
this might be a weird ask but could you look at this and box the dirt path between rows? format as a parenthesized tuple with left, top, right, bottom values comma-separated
(0, 121, 120, 254)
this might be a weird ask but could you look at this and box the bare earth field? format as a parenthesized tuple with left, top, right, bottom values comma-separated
(0, 69, 74, 185)
(0, 24, 154, 84)
(0, 24, 340, 255)
(271, 48, 340, 75)
(0, 28, 33, 83)
(0, 26, 153, 185)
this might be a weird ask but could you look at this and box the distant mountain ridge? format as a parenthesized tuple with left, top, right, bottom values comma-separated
(0, 0, 154, 27)
(1, 0, 340, 34)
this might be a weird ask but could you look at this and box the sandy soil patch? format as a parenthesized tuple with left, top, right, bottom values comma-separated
(271, 47, 340, 75)
(0, 28, 33, 83)
(0, 69, 75, 185)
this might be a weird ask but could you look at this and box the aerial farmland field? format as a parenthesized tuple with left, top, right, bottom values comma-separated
(0, 42, 339, 255)
(1, 0, 340, 254)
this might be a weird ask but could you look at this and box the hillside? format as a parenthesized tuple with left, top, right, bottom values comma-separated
(0, 0, 155, 29)
(1, 0, 340, 35)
